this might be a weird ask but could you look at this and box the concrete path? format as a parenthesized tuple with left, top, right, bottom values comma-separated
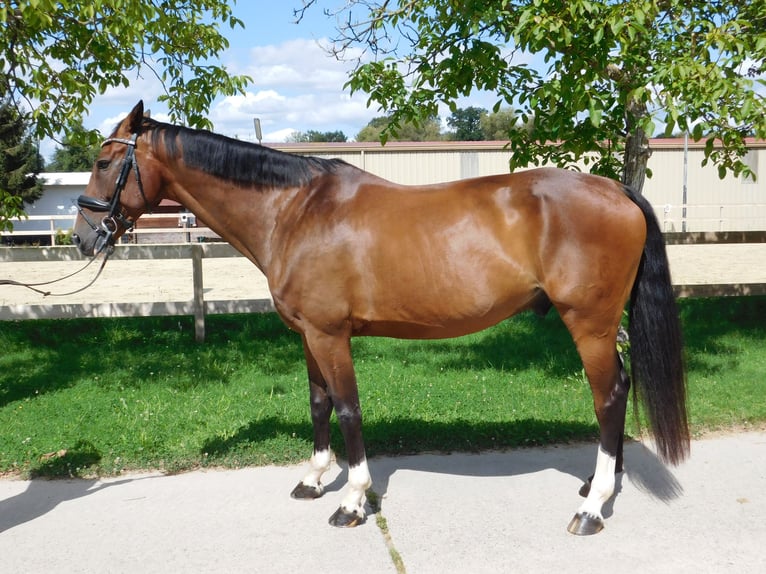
(1, 432, 765, 573)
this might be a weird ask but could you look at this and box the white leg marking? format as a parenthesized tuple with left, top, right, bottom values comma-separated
(578, 446, 616, 519)
(301, 449, 332, 493)
(340, 458, 372, 517)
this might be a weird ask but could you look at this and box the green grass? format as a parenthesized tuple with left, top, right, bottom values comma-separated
(0, 297, 764, 478)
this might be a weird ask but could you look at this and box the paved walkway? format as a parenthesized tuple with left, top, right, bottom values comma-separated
(1, 244, 765, 308)
(1, 432, 765, 573)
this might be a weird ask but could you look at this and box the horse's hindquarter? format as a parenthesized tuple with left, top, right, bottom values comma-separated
(530, 169, 647, 313)
(536, 170, 646, 296)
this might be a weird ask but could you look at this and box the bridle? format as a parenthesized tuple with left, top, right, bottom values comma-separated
(1, 133, 153, 297)
(76, 133, 152, 254)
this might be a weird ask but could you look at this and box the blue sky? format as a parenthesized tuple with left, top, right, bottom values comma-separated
(48, 0, 498, 161)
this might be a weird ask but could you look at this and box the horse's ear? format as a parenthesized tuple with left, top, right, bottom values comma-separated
(126, 100, 145, 132)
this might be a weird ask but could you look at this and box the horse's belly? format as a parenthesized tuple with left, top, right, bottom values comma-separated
(351, 280, 540, 339)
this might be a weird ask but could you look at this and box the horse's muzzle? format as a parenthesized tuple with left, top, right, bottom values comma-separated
(72, 218, 116, 257)
(71, 230, 98, 257)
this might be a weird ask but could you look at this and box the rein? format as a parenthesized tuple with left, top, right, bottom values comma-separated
(0, 250, 111, 297)
(1, 133, 146, 298)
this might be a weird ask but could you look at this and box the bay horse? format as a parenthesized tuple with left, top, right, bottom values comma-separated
(73, 101, 688, 535)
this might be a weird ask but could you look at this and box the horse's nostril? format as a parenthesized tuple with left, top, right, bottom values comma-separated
(72, 234, 81, 247)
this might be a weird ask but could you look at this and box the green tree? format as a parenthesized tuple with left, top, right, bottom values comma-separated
(480, 107, 526, 141)
(356, 114, 442, 142)
(47, 122, 101, 171)
(1, 1, 250, 139)
(287, 130, 348, 143)
(300, 0, 766, 192)
(0, 95, 44, 231)
(446, 107, 487, 141)
(1, 0, 251, 224)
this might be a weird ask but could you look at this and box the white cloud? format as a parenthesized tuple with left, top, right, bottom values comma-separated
(208, 38, 380, 141)
(78, 35, 505, 147)
(97, 113, 127, 136)
(265, 128, 298, 142)
(89, 66, 166, 113)
(211, 88, 377, 142)
(95, 110, 171, 139)
(245, 38, 359, 90)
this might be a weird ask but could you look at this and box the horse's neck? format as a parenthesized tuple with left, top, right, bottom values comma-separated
(165, 171, 293, 274)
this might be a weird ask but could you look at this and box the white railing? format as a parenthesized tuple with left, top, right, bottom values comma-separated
(0, 243, 272, 342)
(660, 203, 766, 232)
(1, 213, 212, 245)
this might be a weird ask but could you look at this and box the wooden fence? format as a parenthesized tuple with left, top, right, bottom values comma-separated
(2, 231, 765, 341)
(0, 243, 272, 342)
(664, 231, 766, 298)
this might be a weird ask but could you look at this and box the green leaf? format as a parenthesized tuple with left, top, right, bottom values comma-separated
(594, 26, 604, 44)
(588, 101, 603, 127)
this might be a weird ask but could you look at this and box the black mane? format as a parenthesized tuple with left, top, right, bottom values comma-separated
(140, 117, 349, 188)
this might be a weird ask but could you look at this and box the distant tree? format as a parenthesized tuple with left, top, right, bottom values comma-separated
(0, 95, 44, 231)
(356, 114, 442, 142)
(446, 107, 487, 141)
(287, 130, 348, 143)
(480, 108, 526, 141)
(47, 122, 101, 171)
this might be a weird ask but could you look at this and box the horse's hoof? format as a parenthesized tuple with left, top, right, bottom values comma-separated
(291, 482, 323, 500)
(328, 506, 365, 528)
(567, 512, 604, 536)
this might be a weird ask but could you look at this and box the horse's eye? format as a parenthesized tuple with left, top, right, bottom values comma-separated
(97, 159, 110, 171)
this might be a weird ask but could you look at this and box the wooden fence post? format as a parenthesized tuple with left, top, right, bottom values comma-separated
(191, 243, 205, 342)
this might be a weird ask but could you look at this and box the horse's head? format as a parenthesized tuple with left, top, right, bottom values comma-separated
(72, 100, 163, 256)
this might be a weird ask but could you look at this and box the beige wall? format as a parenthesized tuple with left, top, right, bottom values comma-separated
(645, 141, 765, 231)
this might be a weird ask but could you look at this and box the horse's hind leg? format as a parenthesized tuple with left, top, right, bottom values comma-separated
(561, 313, 630, 535)
(291, 338, 334, 500)
(578, 355, 630, 497)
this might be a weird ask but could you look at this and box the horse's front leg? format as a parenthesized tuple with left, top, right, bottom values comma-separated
(301, 329, 371, 527)
(291, 339, 334, 500)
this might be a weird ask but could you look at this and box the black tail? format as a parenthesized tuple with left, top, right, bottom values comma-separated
(625, 187, 689, 465)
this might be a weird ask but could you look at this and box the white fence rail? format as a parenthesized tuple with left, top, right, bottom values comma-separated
(660, 204, 766, 232)
(1, 213, 209, 245)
